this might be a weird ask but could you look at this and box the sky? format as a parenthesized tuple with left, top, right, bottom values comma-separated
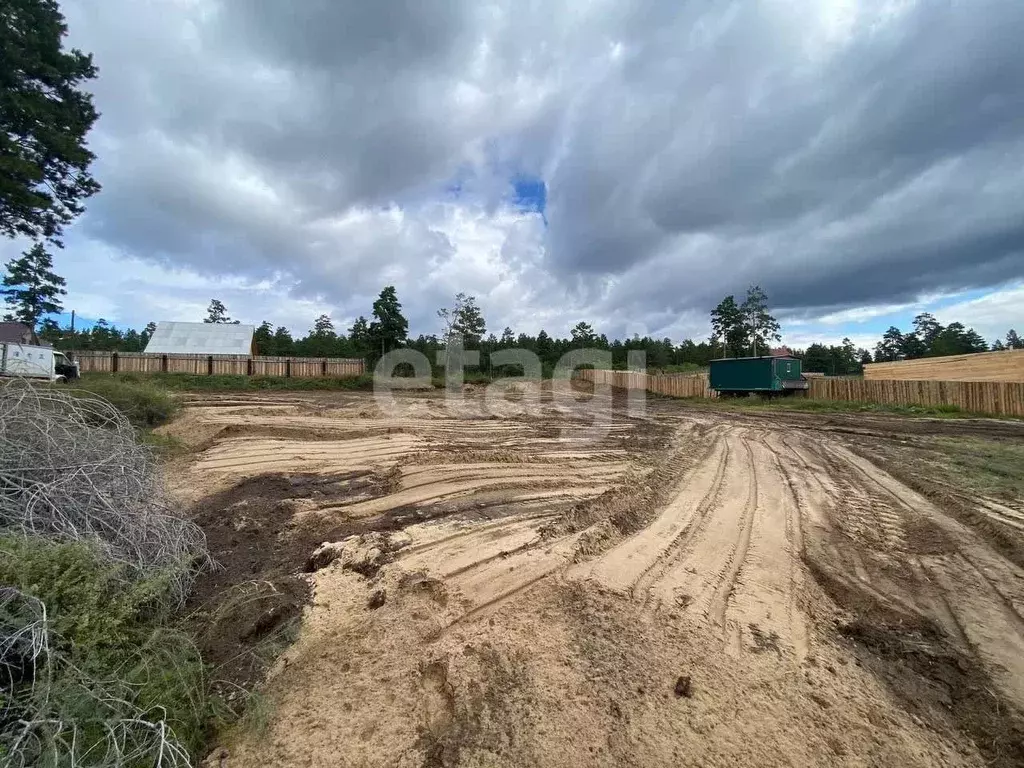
(3, 0, 1023, 349)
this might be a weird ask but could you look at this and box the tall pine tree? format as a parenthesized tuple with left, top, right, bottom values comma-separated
(369, 286, 408, 355)
(740, 285, 781, 356)
(1, 242, 66, 325)
(1, 0, 101, 245)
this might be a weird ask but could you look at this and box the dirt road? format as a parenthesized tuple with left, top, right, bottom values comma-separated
(167, 388, 1024, 767)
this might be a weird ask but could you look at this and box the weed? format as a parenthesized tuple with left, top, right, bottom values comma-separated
(668, 395, 1012, 420)
(83, 371, 375, 392)
(0, 537, 213, 760)
(68, 375, 180, 427)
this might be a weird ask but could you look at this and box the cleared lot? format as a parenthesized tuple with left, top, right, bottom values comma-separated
(163, 387, 1024, 768)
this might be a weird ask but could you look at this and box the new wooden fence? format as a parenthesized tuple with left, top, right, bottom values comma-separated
(581, 369, 713, 397)
(808, 377, 1024, 416)
(579, 369, 1024, 417)
(71, 351, 365, 378)
(864, 349, 1024, 382)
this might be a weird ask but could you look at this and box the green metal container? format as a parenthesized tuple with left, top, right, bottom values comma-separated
(709, 355, 807, 396)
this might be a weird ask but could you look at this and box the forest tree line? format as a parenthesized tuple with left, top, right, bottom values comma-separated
(22, 292, 1022, 378)
(2, 242, 1019, 375)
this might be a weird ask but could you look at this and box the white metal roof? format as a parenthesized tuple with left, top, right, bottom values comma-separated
(144, 321, 255, 356)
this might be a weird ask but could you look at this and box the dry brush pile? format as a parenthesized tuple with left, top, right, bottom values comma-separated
(0, 380, 210, 767)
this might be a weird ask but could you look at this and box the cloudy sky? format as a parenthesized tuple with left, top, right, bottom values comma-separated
(6, 0, 1023, 348)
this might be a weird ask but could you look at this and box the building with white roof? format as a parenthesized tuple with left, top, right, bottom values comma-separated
(144, 321, 255, 356)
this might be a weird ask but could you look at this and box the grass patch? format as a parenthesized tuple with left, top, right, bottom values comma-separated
(140, 429, 190, 457)
(914, 437, 1024, 499)
(83, 371, 375, 392)
(69, 375, 181, 427)
(655, 363, 707, 375)
(667, 395, 1007, 419)
(0, 536, 214, 762)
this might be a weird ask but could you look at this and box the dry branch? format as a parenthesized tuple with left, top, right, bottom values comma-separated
(0, 379, 207, 600)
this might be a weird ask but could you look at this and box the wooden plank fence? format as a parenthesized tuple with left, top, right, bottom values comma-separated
(71, 351, 364, 378)
(582, 369, 713, 398)
(580, 369, 1024, 417)
(864, 349, 1024, 382)
(808, 377, 1024, 416)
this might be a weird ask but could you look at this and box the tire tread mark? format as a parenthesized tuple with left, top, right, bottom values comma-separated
(958, 554, 1024, 634)
(708, 436, 759, 635)
(628, 438, 731, 606)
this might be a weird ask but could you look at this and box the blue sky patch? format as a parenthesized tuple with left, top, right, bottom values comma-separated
(512, 177, 546, 215)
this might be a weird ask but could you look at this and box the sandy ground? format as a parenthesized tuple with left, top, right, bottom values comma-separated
(166, 388, 1024, 768)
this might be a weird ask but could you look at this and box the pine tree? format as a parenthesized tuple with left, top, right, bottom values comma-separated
(740, 285, 781, 356)
(874, 327, 904, 362)
(913, 313, 943, 354)
(1, 242, 66, 325)
(710, 295, 745, 357)
(272, 326, 294, 355)
(369, 286, 408, 355)
(437, 292, 485, 346)
(204, 299, 239, 324)
(570, 321, 596, 346)
(452, 295, 485, 346)
(1, 0, 101, 245)
(311, 314, 336, 337)
(141, 321, 157, 348)
(253, 320, 274, 355)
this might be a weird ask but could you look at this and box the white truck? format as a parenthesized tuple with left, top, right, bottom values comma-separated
(0, 343, 80, 382)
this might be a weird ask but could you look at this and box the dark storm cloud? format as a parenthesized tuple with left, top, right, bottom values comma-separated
(62, 0, 1024, 334)
(545, 1, 1024, 294)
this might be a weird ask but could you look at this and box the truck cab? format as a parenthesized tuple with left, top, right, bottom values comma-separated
(53, 350, 80, 382)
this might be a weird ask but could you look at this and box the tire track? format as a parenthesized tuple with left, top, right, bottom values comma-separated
(763, 440, 809, 658)
(570, 429, 730, 595)
(958, 554, 1024, 632)
(629, 437, 731, 606)
(707, 436, 758, 644)
(912, 557, 972, 649)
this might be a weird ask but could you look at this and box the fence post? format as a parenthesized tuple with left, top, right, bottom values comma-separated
(285, 359, 291, 378)
(161, 354, 168, 373)
(207, 355, 214, 376)
(111, 351, 119, 374)
(247, 358, 254, 376)
(322, 359, 328, 377)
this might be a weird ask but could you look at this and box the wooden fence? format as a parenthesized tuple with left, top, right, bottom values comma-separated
(864, 349, 1024, 382)
(580, 369, 1024, 417)
(582, 370, 713, 397)
(72, 351, 365, 378)
(808, 377, 1024, 416)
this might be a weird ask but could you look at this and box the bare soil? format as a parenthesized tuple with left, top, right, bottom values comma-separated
(164, 388, 1024, 767)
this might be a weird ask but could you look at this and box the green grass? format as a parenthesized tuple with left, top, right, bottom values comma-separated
(140, 430, 190, 457)
(923, 437, 1024, 498)
(69, 375, 181, 427)
(84, 371, 376, 392)
(83, 370, 506, 393)
(667, 395, 997, 419)
(0, 536, 214, 760)
(655, 363, 707, 374)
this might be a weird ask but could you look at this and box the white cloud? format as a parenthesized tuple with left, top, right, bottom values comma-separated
(934, 283, 1024, 343)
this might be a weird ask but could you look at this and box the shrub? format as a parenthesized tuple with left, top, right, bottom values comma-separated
(70, 375, 180, 427)
(0, 537, 210, 764)
(88, 372, 375, 392)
